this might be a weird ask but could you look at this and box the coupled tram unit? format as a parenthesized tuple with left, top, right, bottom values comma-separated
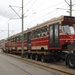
(3, 15, 75, 69)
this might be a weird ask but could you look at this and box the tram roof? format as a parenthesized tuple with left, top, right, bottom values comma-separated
(24, 15, 65, 32)
(7, 15, 71, 39)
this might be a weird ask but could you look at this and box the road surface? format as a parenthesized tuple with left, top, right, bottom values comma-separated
(0, 53, 68, 75)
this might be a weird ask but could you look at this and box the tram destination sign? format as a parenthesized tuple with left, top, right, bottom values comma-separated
(64, 16, 75, 21)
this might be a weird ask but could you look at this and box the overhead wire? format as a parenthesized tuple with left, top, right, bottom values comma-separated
(0, 30, 8, 39)
(24, 0, 32, 7)
(30, 0, 46, 12)
(0, 0, 16, 28)
(24, 0, 37, 14)
(24, 1, 65, 17)
(25, 9, 57, 26)
(6, 0, 49, 34)
(0, 0, 21, 31)
(0, 0, 17, 39)
(8, 0, 38, 35)
(9, 0, 33, 19)
(0, 9, 8, 20)
(0, 19, 10, 29)
(24, 1, 68, 27)
(0, 1, 65, 29)
(0, 0, 34, 39)
(0, 0, 15, 20)
(11, 0, 16, 5)
(24, 1, 66, 25)
(0, 0, 69, 39)
(3, 1, 66, 32)
(9, 0, 70, 33)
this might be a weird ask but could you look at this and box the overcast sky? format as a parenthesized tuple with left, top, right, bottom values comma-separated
(0, 0, 75, 40)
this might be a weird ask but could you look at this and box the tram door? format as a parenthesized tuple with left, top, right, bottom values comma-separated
(27, 32, 31, 49)
(49, 23, 60, 48)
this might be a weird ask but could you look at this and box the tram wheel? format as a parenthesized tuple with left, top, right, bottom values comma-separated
(41, 55, 46, 62)
(26, 53, 29, 58)
(67, 54, 75, 69)
(35, 55, 39, 61)
(30, 54, 35, 59)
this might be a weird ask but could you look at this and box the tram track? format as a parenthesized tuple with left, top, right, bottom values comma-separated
(2, 53, 75, 75)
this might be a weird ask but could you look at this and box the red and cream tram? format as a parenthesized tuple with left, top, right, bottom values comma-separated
(4, 15, 75, 69)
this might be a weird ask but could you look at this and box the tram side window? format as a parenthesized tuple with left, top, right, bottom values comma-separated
(24, 33, 27, 40)
(32, 30, 36, 39)
(11, 38, 12, 42)
(17, 35, 20, 41)
(15, 37, 17, 42)
(8, 38, 10, 42)
(20, 35, 22, 42)
(36, 28, 41, 38)
(41, 26, 47, 37)
(55, 24, 59, 43)
(50, 26, 53, 43)
(17, 36, 18, 41)
(13, 37, 15, 42)
(13, 38, 14, 42)
(11, 38, 13, 42)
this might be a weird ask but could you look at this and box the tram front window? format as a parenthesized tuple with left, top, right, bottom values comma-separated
(62, 24, 75, 34)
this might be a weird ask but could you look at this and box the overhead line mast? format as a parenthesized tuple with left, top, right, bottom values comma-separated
(21, 0, 24, 57)
(57, 0, 75, 16)
(65, 0, 75, 16)
(70, 0, 72, 16)
(9, 0, 24, 57)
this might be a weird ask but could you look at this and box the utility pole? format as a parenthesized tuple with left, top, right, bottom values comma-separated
(57, 0, 75, 16)
(8, 23, 9, 37)
(65, 0, 75, 16)
(21, 0, 24, 57)
(70, 0, 72, 16)
(9, 0, 24, 57)
(8, 23, 10, 53)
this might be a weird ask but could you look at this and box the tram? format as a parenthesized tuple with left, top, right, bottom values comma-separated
(4, 15, 75, 69)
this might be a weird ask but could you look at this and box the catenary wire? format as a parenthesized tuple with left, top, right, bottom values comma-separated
(24, 0, 37, 15)
(0, 0, 71, 39)
(24, 1, 65, 17)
